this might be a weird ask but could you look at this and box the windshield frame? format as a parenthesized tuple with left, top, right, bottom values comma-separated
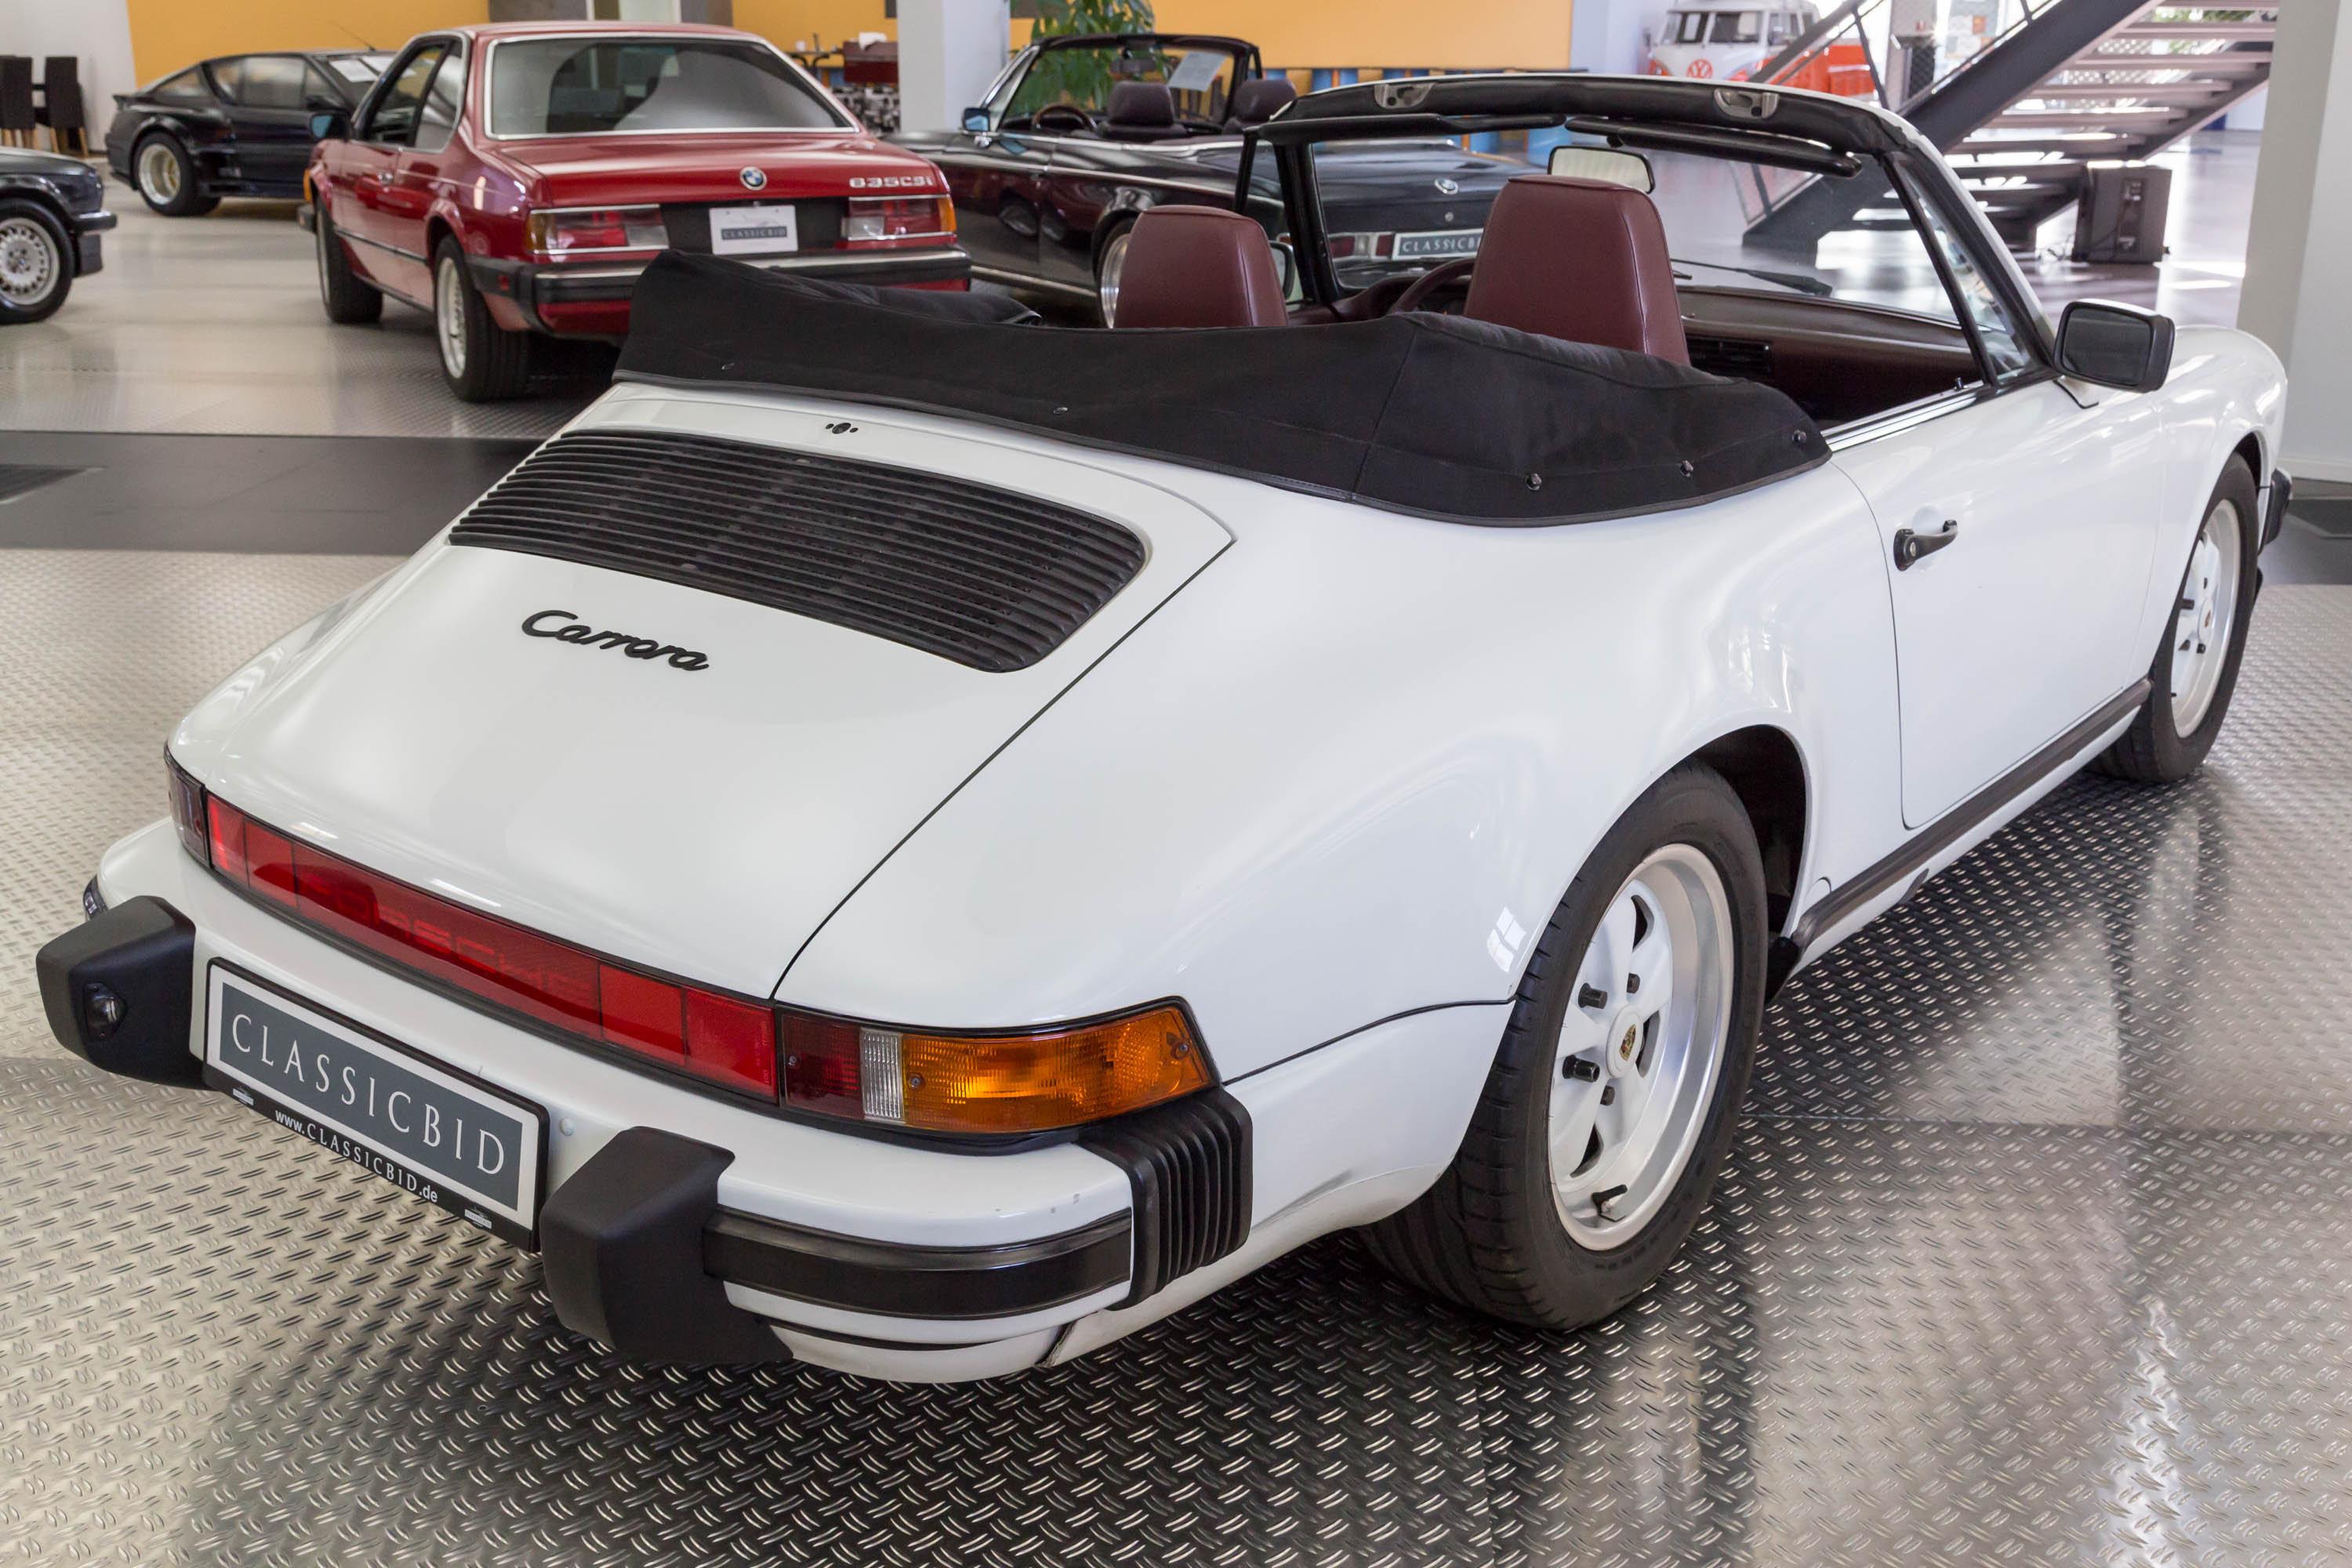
(481, 32, 852, 141)
(979, 32, 1264, 131)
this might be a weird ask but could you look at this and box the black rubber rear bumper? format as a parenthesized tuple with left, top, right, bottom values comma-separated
(37, 895, 202, 1084)
(2264, 468, 2292, 550)
(470, 247, 971, 332)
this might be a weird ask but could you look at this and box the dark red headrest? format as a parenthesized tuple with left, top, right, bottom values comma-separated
(1461, 175, 1690, 365)
(1105, 81, 1178, 128)
(1112, 205, 1287, 330)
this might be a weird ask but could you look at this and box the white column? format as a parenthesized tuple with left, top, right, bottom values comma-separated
(2237, 0, 2352, 482)
(897, 0, 1011, 136)
(1570, 0, 1656, 78)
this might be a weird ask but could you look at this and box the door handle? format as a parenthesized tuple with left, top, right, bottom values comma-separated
(1894, 519, 1958, 570)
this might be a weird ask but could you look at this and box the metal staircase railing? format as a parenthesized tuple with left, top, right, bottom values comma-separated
(1744, 0, 2278, 250)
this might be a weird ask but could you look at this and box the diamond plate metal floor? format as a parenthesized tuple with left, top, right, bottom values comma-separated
(5, 555, 2352, 1566)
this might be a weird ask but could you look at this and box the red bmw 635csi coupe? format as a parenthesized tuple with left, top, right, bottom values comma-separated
(303, 22, 968, 401)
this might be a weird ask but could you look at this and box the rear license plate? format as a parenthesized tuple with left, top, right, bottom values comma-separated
(709, 202, 800, 257)
(204, 964, 546, 1247)
(1395, 228, 1482, 259)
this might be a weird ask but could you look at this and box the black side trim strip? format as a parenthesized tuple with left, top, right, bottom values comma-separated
(706, 1208, 1131, 1321)
(1785, 679, 2151, 955)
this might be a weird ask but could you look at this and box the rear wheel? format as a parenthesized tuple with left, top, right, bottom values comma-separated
(134, 134, 218, 217)
(2094, 456, 2259, 782)
(433, 239, 533, 402)
(1365, 764, 1766, 1328)
(1094, 220, 1135, 325)
(314, 204, 383, 325)
(0, 200, 71, 325)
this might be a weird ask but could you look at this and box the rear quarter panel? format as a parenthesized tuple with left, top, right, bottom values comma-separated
(784, 445, 1904, 1080)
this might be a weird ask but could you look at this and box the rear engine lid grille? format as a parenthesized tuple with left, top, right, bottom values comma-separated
(449, 429, 1146, 673)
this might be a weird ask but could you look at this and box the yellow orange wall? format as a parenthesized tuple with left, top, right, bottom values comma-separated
(125, 0, 490, 82)
(731, 0, 1574, 71)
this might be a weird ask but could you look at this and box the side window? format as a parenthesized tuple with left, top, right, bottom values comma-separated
(151, 67, 213, 103)
(415, 47, 466, 151)
(206, 59, 245, 101)
(363, 43, 448, 147)
(303, 64, 339, 106)
(1896, 164, 2039, 379)
(233, 56, 312, 110)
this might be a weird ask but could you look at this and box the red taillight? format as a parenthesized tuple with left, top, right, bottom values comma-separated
(195, 797, 1190, 1128)
(201, 797, 777, 1100)
(524, 206, 667, 258)
(842, 194, 954, 249)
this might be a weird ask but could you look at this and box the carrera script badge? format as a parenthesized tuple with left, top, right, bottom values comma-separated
(522, 610, 709, 671)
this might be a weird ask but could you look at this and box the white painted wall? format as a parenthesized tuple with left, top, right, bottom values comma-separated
(0, 0, 137, 143)
(1570, 0, 1664, 77)
(896, 0, 1007, 135)
(2238, 0, 2352, 481)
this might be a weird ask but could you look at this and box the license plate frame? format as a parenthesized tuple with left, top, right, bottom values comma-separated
(203, 961, 548, 1247)
(708, 202, 801, 257)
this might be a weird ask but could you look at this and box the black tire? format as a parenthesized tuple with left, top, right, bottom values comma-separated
(2093, 456, 2260, 783)
(1364, 763, 1768, 1329)
(313, 205, 383, 325)
(132, 134, 219, 217)
(431, 238, 533, 402)
(0, 199, 73, 325)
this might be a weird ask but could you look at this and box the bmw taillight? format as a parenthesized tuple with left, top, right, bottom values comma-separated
(180, 782, 1208, 1132)
(842, 195, 955, 249)
(524, 206, 668, 258)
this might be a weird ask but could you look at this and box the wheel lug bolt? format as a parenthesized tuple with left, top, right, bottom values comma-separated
(1563, 1057, 1599, 1082)
(1625, 975, 1640, 995)
(1577, 984, 1608, 1010)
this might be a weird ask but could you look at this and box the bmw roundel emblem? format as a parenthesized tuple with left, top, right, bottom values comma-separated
(739, 167, 768, 190)
(1434, 176, 1460, 195)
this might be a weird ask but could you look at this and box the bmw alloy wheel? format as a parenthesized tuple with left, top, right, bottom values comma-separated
(137, 141, 182, 206)
(2171, 495, 2243, 738)
(1548, 844, 1733, 1247)
(436, 254, 468, 380)
(1097, 228, 1132, 325)
(0, 216, 60, 310)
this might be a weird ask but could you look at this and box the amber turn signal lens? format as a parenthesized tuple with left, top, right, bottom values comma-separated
(887, 1006, 1207, 1134)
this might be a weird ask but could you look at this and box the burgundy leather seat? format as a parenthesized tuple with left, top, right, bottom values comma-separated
(1112, 205, 1288, 329)
(1225, 77, 1297, 129)
(1461, 175, 1690, 365)
(1102, 82, 1189, 142)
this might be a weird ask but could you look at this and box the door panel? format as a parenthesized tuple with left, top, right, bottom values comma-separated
(937, 133, 1046, 281)
(1834, 380, 2166, 826)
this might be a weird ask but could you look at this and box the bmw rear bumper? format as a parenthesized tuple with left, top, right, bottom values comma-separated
(470, 246, 971, 336)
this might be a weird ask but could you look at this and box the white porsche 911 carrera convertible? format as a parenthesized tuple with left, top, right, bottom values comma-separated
(42, 75, 2286, 1382)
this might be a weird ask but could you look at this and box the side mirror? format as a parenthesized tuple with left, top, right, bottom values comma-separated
(960, 106, 991, 134)
(1547, 143, 1656, 193)
(308, 107, 350, 140)
(2056, 299, 2173, 393)
(1270, 238, 1301, 303)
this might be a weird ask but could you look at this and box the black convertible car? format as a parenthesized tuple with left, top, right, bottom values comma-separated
(896, 33, 1518, 322)
(0, 147, 114, 325)
(103, 50, 393, 216)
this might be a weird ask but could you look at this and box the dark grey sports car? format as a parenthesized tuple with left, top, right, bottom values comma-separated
(0, 147, 114, 324)
(895, 33, 1519, 322)
(103, 50, 393, 216)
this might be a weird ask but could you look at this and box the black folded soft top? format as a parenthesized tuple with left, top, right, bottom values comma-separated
(615, 252, 1828, 526)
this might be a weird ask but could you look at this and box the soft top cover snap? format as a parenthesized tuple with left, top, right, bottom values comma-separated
(615, 252, 1828, 525)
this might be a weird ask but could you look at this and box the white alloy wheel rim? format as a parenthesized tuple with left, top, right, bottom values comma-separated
(138, 142, 182, 205)
(0, 217, 59, 307)
(1548, 844, 1735, 1250)
(436, 256, 468, 379)
(1098, 230, 1131, 325)
(2170, 495, 2242, 737)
